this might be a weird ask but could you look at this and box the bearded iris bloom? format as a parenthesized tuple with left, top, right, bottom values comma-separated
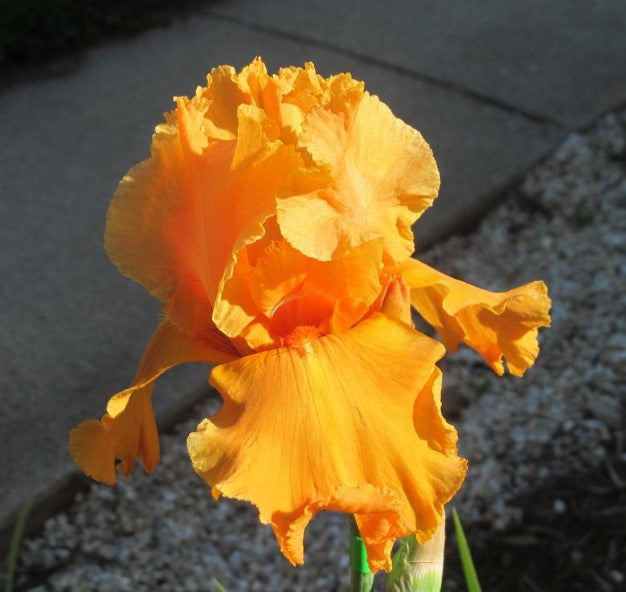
(70, 59, 550, 571)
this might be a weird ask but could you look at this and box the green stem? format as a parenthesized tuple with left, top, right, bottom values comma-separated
(349, 516, 374, 592)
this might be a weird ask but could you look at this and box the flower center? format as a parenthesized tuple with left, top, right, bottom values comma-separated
(269, 293, 334, 339)
(283, 325, 323, 352)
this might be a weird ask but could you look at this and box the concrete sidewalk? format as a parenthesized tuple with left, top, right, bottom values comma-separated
(1, 0, 624, 545)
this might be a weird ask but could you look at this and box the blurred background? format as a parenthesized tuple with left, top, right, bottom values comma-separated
(1, 1, 624, 590)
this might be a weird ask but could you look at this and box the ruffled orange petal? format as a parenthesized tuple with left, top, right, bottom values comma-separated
(105, 93, 302, 338)
(192, 58, 281, 141)
(255, 237, 384, 335)
(200, 65, 252, 141)
(277, 92, 440, 262)
(187, 316, 466, 571)
(280, 66, 364, 137)
(70, 319, 237, 484)
(199, 59, 361, 146)
(274, 62, 326, 139)
(398, 258, 552, 376)
(216, 222, 384, 347)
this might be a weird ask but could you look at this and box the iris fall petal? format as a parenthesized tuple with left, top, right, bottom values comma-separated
(187, 315, 466, 571)
(398, 258, 551, 376)
(70, 320, 236, 484)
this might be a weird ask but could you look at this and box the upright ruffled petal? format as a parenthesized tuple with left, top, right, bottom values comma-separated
(218, 231, 385, 345)
(70, 320, 237, 484)
(200, 64, 253, 140)
(105, 95, 302, 337)
(277, 92, 440, 262)
(274, 64, 364, 140)
(398, 258, 551, 376)
(187, 316, 466, 571)
(190, 58, 281, 141)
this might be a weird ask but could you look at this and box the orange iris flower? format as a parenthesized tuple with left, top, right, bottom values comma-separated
(70, 59, 550, 571)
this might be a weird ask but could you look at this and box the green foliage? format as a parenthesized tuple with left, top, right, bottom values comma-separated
(3, 498, 34, 592)
(452, 509, 482, 592)
(212, 577, 230, 592)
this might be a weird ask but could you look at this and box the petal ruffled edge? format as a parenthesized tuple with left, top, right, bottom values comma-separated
(70, 319, 237, 484)
(398, 257, 551, 376)
(277, 92, 440, 263)
(187, 315, 466, 571)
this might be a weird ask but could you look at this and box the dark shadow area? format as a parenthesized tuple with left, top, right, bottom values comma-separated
(0, 0, 224, 80)
(444, 433, 625, 592)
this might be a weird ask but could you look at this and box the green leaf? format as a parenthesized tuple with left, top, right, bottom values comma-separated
(4, 497, 34, 592)
(212, 577, 230, 592)
(452, 509, 482, 592)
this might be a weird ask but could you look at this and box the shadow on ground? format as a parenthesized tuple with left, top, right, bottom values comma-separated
(444, 433, 626, 592)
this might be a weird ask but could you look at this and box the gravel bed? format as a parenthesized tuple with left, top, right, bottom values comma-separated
(430, 109, 625, 532)
(13, 109, 626, 591)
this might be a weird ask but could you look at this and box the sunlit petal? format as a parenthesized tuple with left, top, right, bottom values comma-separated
(187, 316, 466, 571)
(70, 320, 237, 484)
(106, 97, 302, 337)
(399, 258, 551, 376)
(277, 92, 439, 262)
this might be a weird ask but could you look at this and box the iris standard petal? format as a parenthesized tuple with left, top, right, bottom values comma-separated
(277, 92, 440, 262)
(220, 234, 385, 344)
(105, 96, 302, 337)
